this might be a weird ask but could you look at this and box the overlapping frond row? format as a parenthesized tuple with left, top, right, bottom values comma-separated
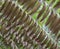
(17, 0, 60, 39)
(0, 0, 40, 49)
(0, 0, 60, 49)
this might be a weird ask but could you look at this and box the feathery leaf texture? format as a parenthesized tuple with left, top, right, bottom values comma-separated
(0, 0, 60, 49)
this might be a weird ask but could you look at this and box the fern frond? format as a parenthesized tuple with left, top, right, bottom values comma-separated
(17, 0, 60, 39)
(0, 0, 60, 49)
